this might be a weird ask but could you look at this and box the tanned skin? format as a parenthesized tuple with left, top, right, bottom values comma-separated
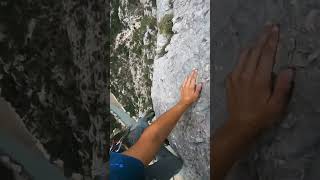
(212, 24, 294, 179)
(123, 69, 203, 166)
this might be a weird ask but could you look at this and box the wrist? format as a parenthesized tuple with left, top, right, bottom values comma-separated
(225, 118, 262, 139)
(176, 100, 191, 111)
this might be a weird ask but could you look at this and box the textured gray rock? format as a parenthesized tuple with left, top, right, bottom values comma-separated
(213, 0, 320, 179)
(152, 0, 210, 179)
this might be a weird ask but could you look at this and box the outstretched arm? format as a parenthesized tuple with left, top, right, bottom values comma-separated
(212, 24, 294, 179)
(124, 69, 202, 165)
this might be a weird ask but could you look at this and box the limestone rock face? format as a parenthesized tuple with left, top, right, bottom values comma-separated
(213, 0, 320, 179)
(152, 0, 210, 179)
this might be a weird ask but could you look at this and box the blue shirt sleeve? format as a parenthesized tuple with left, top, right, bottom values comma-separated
(109, 152, 145, 180)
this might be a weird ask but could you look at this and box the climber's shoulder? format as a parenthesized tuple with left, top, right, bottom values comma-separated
(109, 152, 145, 180)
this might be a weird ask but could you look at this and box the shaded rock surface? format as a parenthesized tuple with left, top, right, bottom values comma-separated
(152, 0, 210, 179)
(0, 0, 108, 178)
(213, 0, 320, 179)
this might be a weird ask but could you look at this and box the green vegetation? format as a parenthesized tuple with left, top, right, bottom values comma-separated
(132, 16, 157, 43)
(128, 0, 144, 14)
(110, 0, 123, 43)
(158, 14, 174, 37)
(158, 14, 174, 56)
(141, 16, 157, 31)
(132, 15, 157, 57)
(110, 1, 157, 117)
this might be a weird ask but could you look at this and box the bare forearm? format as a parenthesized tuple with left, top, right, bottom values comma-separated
(212, 119, 260, 179)
(124, 102, 188, 165)
(123, 69, 202, 166)
(143, 102, 187, 143)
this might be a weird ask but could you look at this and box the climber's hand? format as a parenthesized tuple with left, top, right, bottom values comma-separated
(123, 70, 203, 166)
(178, 69, 202, 107)
(226, 24, 294, 132)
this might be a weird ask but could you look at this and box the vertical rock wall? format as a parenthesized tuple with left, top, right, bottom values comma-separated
(152, 0, 210, 179)
(213, 0, 320, 179)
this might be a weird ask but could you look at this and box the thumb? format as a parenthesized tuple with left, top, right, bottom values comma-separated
(270, 68, 294, 108)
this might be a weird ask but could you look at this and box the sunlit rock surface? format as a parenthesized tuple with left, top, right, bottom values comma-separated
(152, 0, 210, 179)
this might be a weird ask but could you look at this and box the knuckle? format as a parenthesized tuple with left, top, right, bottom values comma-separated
(239, 73, 251, 81)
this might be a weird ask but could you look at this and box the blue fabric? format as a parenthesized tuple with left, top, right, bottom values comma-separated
(110, 152, 145, 180)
